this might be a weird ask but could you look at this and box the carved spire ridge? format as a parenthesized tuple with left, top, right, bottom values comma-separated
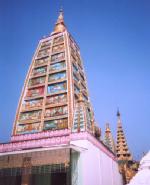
(103, 123, 116, 153)
(72, 92, 94, 133)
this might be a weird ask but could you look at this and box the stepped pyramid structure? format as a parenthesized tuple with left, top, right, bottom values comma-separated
(102, 111, 138, 184)
(103, 123, 116, 153)
(116, 110, 132, 162)
(0, 10, 123, 185)
(12, 9, 95, 135)
(116, 110, 137, 184)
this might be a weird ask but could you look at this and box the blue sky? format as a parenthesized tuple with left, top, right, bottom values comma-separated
(0, 0, 150, 159)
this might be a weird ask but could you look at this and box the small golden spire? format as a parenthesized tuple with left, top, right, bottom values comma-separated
(116, 110, 133, 162)
(103, 123, 116, 153)
(106, 123, 111, 132)
(54, 8, 66, 33)
(56, 8, 64, 24)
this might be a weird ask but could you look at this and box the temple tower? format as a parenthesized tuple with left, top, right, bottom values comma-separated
(116, 110, 139, 184)
(0, 9, 123, 185)
(116, 110, 132, 162)
(103, 123, 116, 153)
(12, 9, 95, 136)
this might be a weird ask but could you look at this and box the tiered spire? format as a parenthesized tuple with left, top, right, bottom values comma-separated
(12, 9, 97, 137)
(53, 8, 66, 34)
(103, 123, 116, 153)
(116, 110, 132, 162)
(72, 92, 94, 133)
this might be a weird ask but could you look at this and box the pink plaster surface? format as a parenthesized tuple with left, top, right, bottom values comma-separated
(0, 136, 70, 152)
(0, 130, 116, 160)
(11, 129, 71, 142)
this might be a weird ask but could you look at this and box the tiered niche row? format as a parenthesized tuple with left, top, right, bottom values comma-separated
(15, 34, 68, 135)
(14, 31, 93, 135)
(69, 35, 94, 132)
(69, 35, 89, 102)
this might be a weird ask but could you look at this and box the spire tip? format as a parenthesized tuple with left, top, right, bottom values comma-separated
(53, 8, 66, 34)
(117, 108, 120, 117)
(60, 6, 63, 13)
(106, 123, 111, 132)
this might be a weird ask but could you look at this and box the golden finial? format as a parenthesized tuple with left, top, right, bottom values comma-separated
(53, 8, 66, 33)
(56, 7, 64, 24)
(106, 123, 111, 132)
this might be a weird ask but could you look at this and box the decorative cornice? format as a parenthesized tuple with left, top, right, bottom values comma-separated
(0, 136, 70, 153)
(0, 131, 116, 161)
(11, 129, 70, 142)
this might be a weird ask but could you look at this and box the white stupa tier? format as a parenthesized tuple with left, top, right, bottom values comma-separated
(127, 151, 150, 185)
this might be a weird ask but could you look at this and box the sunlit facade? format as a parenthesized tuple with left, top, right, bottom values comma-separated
(0, 10, 123, 185)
